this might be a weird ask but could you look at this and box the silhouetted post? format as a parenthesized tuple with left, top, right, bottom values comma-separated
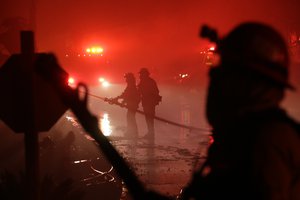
(21, 31, 39, 200)
(0, 31, 67, 200)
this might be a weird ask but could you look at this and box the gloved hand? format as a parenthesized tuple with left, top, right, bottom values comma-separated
(105, 97, 119, 104)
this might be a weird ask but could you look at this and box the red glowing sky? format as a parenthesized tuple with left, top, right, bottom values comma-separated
(1, 0, 300, 80)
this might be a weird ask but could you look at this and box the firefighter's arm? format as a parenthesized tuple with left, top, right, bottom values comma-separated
(105, 90, 125, 103)
(104, 96, 120, 104)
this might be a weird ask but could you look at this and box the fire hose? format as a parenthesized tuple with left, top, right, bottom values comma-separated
(85, 92, 210, 133)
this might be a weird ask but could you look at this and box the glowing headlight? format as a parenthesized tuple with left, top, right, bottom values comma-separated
(102, 81, 110, 88)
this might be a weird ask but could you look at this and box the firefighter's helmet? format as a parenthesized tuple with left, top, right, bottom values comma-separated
(124, 73, 135, 82)
(218, 22, 294, 89)
(139, 68, 150, 76)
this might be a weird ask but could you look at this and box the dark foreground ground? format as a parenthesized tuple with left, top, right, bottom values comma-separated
(1, 79, 299, 199)
(0, 85, 211, 199)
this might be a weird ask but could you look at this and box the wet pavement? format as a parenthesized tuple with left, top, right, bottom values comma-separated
(0, 85, 211, 199)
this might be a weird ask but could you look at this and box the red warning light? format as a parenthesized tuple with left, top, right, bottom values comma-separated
(86, 46, 104, 54)
(98, 77, 110, 88)
(209, 46, 215, 51)
(68, 77, 76, 87)
(68, 77, 75, 84)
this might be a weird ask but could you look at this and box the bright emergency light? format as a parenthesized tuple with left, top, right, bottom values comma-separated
(209, 46, 215, 51)
(68, 76, 76, 88)
(86, 46, 104, 54)
(102, 81, 110, 88)
(98, 77, 110, 88)
(98, 77, 105, 82)
(68, 77, 75, 85)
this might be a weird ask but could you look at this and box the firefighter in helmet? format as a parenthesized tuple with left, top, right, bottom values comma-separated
(110, 73, 140, 138)
(181, 22, 300, 200)
(137, 68, 161, 139)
